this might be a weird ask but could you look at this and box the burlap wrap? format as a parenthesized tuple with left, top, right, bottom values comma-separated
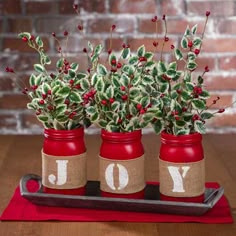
(159, 157, 205, 197)
(42, 151, 86, 189)
(99, 155, 145, 194)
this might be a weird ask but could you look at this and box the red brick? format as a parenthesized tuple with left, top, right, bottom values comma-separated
(217, 19, 236, 34)
(208, 113, 236, 128)
(127, 38, 174, 53)
(0, 76, 14, 91)
(138, 18, 163, 34)
(207, 94, 233, 109)
(110, 0, 156, 14)
(0, 94, 29, 109)
(202, 38, 236, 53)
(59, 0, 106, 14)
(21, 113, 42, 130)
(105, 38, 126, 51)
(0, 114, 17, 129)
(2, 0, 22, 14)
(219, 56, 236, 71)
(2, 37, 50, 53)
(204, 75, 236, 91)
(6, 18, 33, 33)
(25, 2, 57, 15)
(88, 17, 135, 34)
(187, 1, 235, 17)
(161, 0, 185, 16)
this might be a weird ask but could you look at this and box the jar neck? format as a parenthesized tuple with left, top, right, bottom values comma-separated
(44, 128, 84, 140)
(101, 129, 142, 143)
(161, 131, 202, 146)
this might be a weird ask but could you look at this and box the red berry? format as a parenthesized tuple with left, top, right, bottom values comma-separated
(175, 116, 180, 121)
(47, 90, 52, 95)
(153, 41, 158, 47)
(75, 84, 81, 89)
(188, 40, 193, 48)
(182, 107, 187, 112)
(101, 100, 107, 105)
(73, 4, 78, 10)
(206, 11, 210, 17)
(83, 48, 87, 53)
(171, 44, 175, 49)
(64, 99, 70, 105)
(52, 32, 56, 37)
(139, 56, 147, 62)
(42, 93, 47, 99)
(111, 68, 117, 73)
(69, 111, 76, 119)
(30, 35, 35, 41)
(136, 104, 142, 110)
(5, 66, 14, 73)
(39, 99, 44, 105)
(31, 85, 38, 90)
(122, 43, 126, 48)
(111, 24, 116, 31)
(122, 95, 128, 101)
(164, 36, 169, 42)
(120, 86, 126, 91)
(118, 118, 122, 124)
(192, 114, 200, 121)
(162, 14, 166, 20)
(47, 105, 54, 110)
(194, 49, 200, 55)
(218, 108, 225, 113)
(109, 98, 115, 104)
(69, 79, 74, 85)
(117, 62, 122, 68)
(36, 110, 41, 116)
(177, 89, 182, 94)
(111, 59, 116, 65)
(78, 25, 83, 31)
(140, 109, 146, 114)
(108, 49, 112, 54)
(205, 66, 209, 72)
(64, 31, 69, 36)
(22, 36, 28, 42)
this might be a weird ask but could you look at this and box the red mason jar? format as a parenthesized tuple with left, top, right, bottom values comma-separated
(42, 127, 86, 195)
(99, 129, 145, 199)
(159, 131, 205, 202)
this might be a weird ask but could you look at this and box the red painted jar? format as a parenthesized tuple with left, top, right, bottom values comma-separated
(159, 131, 205, 202)
(99, 129, 145, 199)
(42, 127, 86, 195)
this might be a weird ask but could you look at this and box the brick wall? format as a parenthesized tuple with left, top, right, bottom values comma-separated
(0, 0, 236, 134)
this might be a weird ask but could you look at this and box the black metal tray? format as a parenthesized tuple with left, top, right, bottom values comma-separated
(20, 174, 224, 216)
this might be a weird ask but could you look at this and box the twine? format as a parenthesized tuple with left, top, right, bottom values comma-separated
(159, 157, 205, 197)
(99, 155, 145, 194)
(42, 151, 86, 189)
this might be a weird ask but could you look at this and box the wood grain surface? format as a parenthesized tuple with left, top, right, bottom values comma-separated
(0, 134, 235, 236)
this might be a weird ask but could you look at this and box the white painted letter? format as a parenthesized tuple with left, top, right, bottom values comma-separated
(105, 163, 129, 190)
(167, 166, 190, 192)
(48, 160, 68, 185)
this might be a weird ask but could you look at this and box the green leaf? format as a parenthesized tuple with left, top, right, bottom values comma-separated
(192, 99, 206, 109)
(142, 75, 153, 85)
(166, 69, 176, 78)
(34, 64, 44, 73)
(69, 70, 75, 78)
(29, 74, 36, 86)
(37, 115, 48, 122)
(169, 61, 177, 71)
(95, 77, 105, 92)
(69, 91, 82, 103)
(44, 55, 51, 65)
(94, 44, 103, 55)
(201, 112, 213, 120)
(91, 112, 99, 122)
(152, 120, 163, 134)
(141, 96, 150, 107)
(27, 103, 36, 110)
(35, 36, 43, 47)
(181, 90, 191, 101)
(55, 104, 67, 115)
(129, 56, 139, 65)
(18, 32, 31, 40)
(97, 64, 107, 76)
(97, 119, 107, 128)
(109, 54, 116, 66)
(42, 83, 51, 94)
(160, 83, 169, 93)
(56, 58, 64, 68)
(181, 36, 188, 49)
(81, 78, 90, 90)
(143, 113, 154, 122)
(172, 71, 182, 81)
(120, 74, 130, 87)
(111, 76, 120, 88)
(129, 87, 140, 97)
(194, 120, 206, 134)
(145, 61, 155, 69)
(121, 47, 130, 59)
(199, 90, 210, 99)
(174, 49, 183, 60)
(176, 129, 190, 135)
(91, 73, 98, 86)
(184, 25, 191, 36)
(77, 73, 87, 80)
(137, 45, 145, 57)
(131, 76, 141, 86)
(188, 52, 196, 60)
(144, 52, 154, 61)
(191, 24, 198, 34)
(175, 120, 186, 127)
(88, 41, 93, 52)
(183, 112, 192, 122)
(198, 76, 204, 84)
(193, 37, 202, 47)
(106, 85, 114, 98)
(158, 61, 167, 73)
(70, 62, 79, 71)
(86, 106, 96, 115)
(186, 82, 194, 91)
(111, 101, 120, 111)
(57, 87, 70, 97)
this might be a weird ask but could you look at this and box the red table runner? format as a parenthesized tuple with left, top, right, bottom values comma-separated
(0, 182, 233, 223)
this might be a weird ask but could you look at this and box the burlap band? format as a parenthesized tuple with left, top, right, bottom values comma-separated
(42, 151, 86, 189)
(99, 155, 145, 194)
(159, 157, 205, 197)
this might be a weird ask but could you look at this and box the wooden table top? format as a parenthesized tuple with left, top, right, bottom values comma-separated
(0, 133, 235, 235)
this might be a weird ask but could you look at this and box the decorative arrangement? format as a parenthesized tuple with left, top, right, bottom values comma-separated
(5, 3, 227, 211)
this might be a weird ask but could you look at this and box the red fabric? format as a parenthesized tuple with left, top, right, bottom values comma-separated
(0, 182, 233, 223)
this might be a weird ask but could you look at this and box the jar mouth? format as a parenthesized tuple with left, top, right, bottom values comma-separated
(44, 127, 84, 139)
(101, 129, 142, 142)
(161, 131, 202, 144)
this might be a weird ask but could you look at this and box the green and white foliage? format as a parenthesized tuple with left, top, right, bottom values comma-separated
(149, 23, 214, 135)
(19, 32, 101, 130)
(86, 45, 159, 132)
